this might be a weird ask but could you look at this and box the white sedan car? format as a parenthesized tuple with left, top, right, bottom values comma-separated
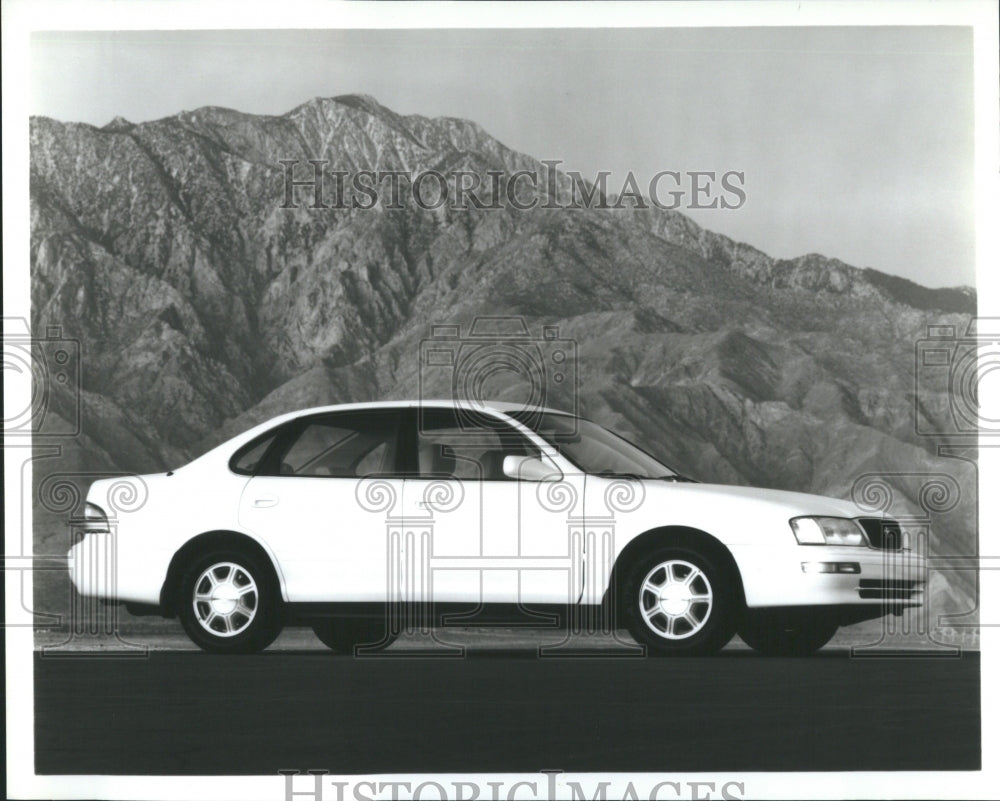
(69, 401, 923, 655)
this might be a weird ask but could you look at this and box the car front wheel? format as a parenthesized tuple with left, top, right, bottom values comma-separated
(621, 544, 738, 656)
(178, 549, 282, 653)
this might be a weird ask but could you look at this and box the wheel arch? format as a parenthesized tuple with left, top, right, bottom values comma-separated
(604, 525, 746, 621)
(159, 530, 285, 616)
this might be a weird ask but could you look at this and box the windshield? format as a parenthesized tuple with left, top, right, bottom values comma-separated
(511, 412, 680, 479)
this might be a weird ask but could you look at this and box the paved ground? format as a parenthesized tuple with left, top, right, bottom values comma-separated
(34, 633, 980, 775)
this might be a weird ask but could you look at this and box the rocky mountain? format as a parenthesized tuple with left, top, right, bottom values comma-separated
(29, 95, 978, 636)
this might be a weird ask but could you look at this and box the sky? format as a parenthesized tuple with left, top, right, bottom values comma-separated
(29, 26, 975, 288)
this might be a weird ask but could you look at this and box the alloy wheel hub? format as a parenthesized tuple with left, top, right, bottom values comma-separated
(639, 559, 714, 640)
(659, 584, 694, 616)
(210, 583, 241, 615)
(192, 562, 258, 637)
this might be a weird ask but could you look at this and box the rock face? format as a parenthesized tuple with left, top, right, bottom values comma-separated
(29, 95, 978, 630)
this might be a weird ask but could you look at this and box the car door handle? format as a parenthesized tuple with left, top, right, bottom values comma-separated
(253, 497, 278, 508)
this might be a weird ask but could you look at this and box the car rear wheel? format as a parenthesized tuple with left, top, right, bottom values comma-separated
(311, 619, 396, 653)
(178, 549, 282, 653)
(738, 609, 838, 656)
(621, 544, 738, 656)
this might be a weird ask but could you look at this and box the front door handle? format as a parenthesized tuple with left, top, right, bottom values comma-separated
(253, 496, 278, 508)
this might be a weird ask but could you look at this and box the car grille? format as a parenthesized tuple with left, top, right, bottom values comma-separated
(857, 579, 922, 601)
(857, 518, 904, 551)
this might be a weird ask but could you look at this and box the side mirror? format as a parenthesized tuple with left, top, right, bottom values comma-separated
(502, 455, 562, 482)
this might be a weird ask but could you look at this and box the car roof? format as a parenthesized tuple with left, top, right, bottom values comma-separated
(193, 400, 574, 469)
(188, 401, 577, 472)
(272, 400, 570, 419)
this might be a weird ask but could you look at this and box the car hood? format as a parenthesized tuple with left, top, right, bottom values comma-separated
(639, 480, 869, 519)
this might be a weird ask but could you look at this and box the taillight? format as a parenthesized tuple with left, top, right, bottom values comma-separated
(82, 502, 110, 533)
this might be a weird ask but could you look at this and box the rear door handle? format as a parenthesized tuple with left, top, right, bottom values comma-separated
(253, 496, 278, 508)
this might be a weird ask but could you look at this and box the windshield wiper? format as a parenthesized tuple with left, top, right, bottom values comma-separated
(594, 470, 698, 482)
(594, 470, 645, 480)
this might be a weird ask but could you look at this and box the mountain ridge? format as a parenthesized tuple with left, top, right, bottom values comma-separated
(33, 95, 976, 304)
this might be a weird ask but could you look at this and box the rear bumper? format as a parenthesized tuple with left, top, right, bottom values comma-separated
(67, 538, 115, 599)
(731, 544, 926, 609)
(67, 533, 164, 607)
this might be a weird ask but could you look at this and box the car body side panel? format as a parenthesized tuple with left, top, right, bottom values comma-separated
(237, 475, 400, 603)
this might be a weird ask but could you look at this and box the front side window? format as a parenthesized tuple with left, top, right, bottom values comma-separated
(416, 408, 539, 480)
(511, 412, 677, 479)
(264, 412, 402, 478)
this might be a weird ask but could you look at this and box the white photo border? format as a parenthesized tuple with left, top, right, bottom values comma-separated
(4, 1, 998, 799)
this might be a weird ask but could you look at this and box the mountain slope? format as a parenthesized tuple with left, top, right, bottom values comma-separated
(29, 95, 978, 631)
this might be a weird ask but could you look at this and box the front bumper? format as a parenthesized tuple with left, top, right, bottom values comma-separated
(731, 543, 927, 609)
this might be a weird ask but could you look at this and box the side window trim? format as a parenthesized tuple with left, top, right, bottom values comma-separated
(397, 408, 420, 476)
(253, 420, 306, 477)
(228, 425, 295, 477)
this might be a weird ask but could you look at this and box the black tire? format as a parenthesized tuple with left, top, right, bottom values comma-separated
(178, 548, 283, 654)
(311, 618, 396, 654)
(621, 543, 739, 656)
(738, 609, 838, 656)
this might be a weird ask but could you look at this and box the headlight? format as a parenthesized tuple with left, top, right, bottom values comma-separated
(82, 502, 110, 533)
(790, 516, 866, 546)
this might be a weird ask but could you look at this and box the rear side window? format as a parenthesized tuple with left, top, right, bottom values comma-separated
(229, 432, 279, 476)
(264, 411, 403, 478)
